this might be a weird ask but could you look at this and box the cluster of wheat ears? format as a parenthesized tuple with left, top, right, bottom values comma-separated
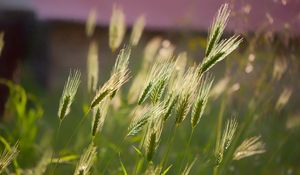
(0, 3, 267, 175)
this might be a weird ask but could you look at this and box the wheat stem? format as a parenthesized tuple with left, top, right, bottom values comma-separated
(215, 97, 226, 153)
(101, 136, 127, 174)
(213, 166, 219, 175)
(51, 109, 90, 174)
(178, 128, 194, 173)
(131, 124, 149, 175)
(160, 124, 177, 171)
(49, 121, 62, 172)
(130, 127, 147, 175)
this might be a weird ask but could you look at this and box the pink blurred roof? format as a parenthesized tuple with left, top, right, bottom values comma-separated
(32, 0, 300, 33)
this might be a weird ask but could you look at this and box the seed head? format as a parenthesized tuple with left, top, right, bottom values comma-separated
(58, 69, 81, 121)
(112, 46, 131, 75)
(74, 143, 97, 175)
(143, 37, 162, 66)
(91, 47, 130, 108)
(162, 94, 178, 121)
(109, 4, 126, 52)
(173, 67, 200, 126)
(91, 69, 129, 108)
(91, 99, 109, 137)
(156, 40, 175, 61)
(0, 141, 19, 173)
(127, 37, 162, 104)
(110, 46, 131, 98)
(87, 41, 99, 93)
(150, 79, 167, 104)
(215, 117, 238, 165)
(86, 8, 97, 37)
(174, 52, 188, 77)
(191, 74, 214, 128)
(198, 3, 242, 75)
(200, 35, 242, 74)
(127, 104, 165, 137)
(145, 117, 163, 161)
(130, 15, 146, 46)
(273, 58, 287, 81)
(206, 3, 230, 57)
(233, 136, 266, 160)
(275, 87, 292, 111)
(138, 58, 175, 105)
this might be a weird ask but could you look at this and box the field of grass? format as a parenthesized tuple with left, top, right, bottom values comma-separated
(0, 3, 299, 175)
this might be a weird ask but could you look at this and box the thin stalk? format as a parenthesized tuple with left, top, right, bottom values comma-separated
(160, 124, 178, 171)
(101, 136, 126, 174)
(212, 98, 225, 175)
(213, 165, 219, 175)
(133, 126, 149, 175)
(49, 121, 62, 168)
(215, 97, 226, 152)
(178, 128, 194, 173)
(133, 157, 144, 175)
(50, 109, 90, 175)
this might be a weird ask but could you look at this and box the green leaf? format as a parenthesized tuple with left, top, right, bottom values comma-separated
(51, 154, 79, 164)
(161, 164, 172, 175)
(132, 145, 143, 157)
(119, 157, 128, 175)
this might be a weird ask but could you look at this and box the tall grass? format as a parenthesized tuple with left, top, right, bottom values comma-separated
(5, 3, 299, 175)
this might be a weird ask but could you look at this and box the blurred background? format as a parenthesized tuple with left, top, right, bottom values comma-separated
(0, 0, 300, 174)
(1, 0, 299, 91)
